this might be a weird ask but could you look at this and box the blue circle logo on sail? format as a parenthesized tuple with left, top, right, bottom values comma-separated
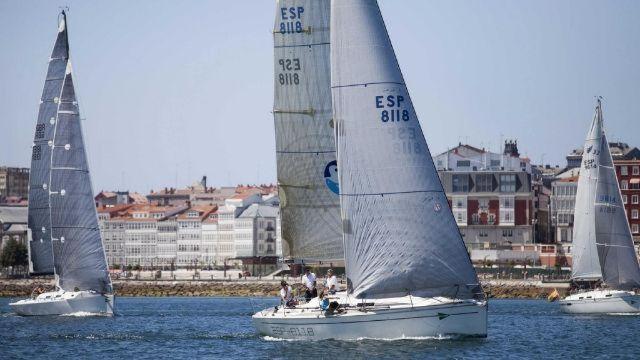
(324, 160, 339, 195)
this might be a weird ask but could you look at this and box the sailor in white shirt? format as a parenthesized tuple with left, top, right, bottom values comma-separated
(325, 269, 338, 294)
(280, 280, 294, 307)
(303, 268, 317, 301)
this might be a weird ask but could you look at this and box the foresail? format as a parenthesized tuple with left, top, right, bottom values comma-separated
(27, 12, 71, 275)
(273, 0, 343, 261)
(330, 0, 480, 299)
(594, 109, 640, 289)
(48, 13, 111, 293)
(571, 106, 603, 281)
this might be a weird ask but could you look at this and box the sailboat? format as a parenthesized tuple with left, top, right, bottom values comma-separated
(253, 0, 487, 339)
(10, 11, 114, 316)
(559, 99, 640, 314)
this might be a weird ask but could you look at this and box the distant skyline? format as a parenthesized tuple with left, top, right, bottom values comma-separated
(1, 1, 639, 192)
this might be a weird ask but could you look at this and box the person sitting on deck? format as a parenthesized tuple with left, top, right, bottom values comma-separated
(280, 280, 295, 307)
(318, 290, 330, 311)
(303, 268, 317, 302)
(324, 269, 338, 295)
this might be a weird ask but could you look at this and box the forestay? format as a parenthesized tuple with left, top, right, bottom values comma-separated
(592, 103, 640, 289)
(27, 12, 72, 275)
(330, 0, 481, 299)
(273, 0, 343, 261)
(47, 13, 111, 294)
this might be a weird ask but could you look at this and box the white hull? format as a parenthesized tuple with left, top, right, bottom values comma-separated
(9, 290, 114, 316)
(559, 289, 640, 314)
(253, 294, 487, 340)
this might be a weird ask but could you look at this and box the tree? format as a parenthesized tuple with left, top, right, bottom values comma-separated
(0, 238, 28, 274)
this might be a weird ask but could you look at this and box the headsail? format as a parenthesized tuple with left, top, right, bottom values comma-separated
(330, 0, 481, 299)
(27, 11, 73, 275)
(593, 102, 640, 289)
(47, 12, 111, 293)
(571, 103, 604, 281)
(273, 0, 343, 261)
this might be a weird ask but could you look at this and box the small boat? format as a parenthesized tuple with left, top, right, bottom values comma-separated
(253, 0, 487, 339)
(10, 11, 114, 316)
(558, 98, 640, 314)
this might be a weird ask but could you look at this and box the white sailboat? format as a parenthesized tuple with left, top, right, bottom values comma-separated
(253, 0, 487, 339)
(10, 11, 114, 316)
(559, 99, 640, 314)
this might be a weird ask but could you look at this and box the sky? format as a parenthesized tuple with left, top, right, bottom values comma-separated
(1, 0, 639, 193)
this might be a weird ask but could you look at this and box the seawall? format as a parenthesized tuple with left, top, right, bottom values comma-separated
(0, 279, 569, 299)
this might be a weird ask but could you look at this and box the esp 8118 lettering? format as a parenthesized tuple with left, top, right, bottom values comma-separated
(375, 95, 409, 123)
(279, 7, 304, 34)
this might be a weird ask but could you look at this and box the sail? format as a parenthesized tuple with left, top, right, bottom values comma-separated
(593, 105, 640, 289)
(571, 105, 603, 281)
(27, 12, 72, 275)
(47, 13, 111, 293)
(330, 0, 480, 299)
(273, 0, 343, 261)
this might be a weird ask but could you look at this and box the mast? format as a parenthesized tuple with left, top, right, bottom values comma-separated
(273, 0, 343, 262)
(330, 0, 481, 299)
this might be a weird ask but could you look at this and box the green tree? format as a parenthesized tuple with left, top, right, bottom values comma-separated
(1, 239, 28, 274)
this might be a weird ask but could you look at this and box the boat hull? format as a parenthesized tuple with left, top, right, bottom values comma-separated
(9, 290, 114, 316)
(559, 290, 640, 314)
(253, 298, 487, 340)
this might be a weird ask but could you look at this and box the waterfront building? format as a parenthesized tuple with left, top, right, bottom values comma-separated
(435, 142, 535, 250)
(176, 205, 216, 268)
(95, 191, 147, 207)
(0, 167, 29, 201)
(0, 205, 28, 249)
(201, 212, 218, 268)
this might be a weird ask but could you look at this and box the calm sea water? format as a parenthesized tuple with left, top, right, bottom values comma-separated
(1, 297, 638, 359)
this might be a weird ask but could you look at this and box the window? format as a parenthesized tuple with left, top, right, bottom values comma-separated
(621, 166, 628, 176)
(499, 174, 516, 192)
(479, 229, 489, 237)
(457, 160, 471, 168)
(623, 195, 628, 204)
(633, 209, 639, 219)
(502, 229, 513, 237)
(476, 174, 493, 192)
(561, 229, 568, 242)
(633, 224, 639, 234)
(634, 166, 640, 175)
(479, 199, 489, 211)
(490, 160, 501, 167)
(633, 195, 639, 204)
(452, 174, 470, 192)
(621, 180, 628, 190)
(499, 196, 515, 224)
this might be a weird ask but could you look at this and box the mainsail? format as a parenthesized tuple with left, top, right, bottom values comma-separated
(44, 12, 111, 293)
(572, 100, 640, 289)
(27, 12, 73, 275)
(330, 0, 481, 299)
(273, 0, 343, 261)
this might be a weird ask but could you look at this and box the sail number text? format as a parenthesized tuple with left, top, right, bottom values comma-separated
(278, 58, 301, 85)
(279, 7, 305, 34)
(376, 95, 409, 123)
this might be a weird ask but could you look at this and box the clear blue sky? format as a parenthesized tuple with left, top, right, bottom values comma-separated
(1, 1, 639, 193)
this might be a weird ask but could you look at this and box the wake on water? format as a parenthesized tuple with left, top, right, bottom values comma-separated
(60, 311, 111, 317)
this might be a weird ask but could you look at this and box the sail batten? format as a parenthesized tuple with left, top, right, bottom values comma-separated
(331, 0, 480, 300)
(273, 0, 343, 261)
